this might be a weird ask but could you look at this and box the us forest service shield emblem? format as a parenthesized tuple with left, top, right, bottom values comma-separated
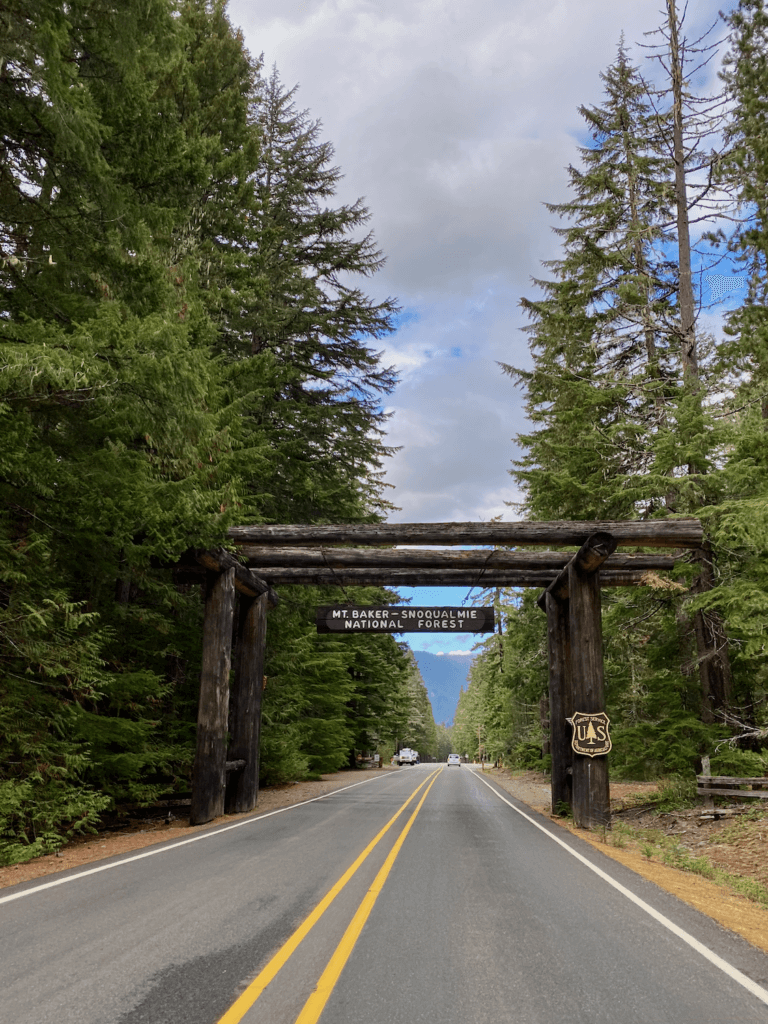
(568, 711, 612, 758)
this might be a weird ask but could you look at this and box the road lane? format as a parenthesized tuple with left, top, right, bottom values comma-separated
(291, 769, 442, 1024)
(312, 766, 768, 1024)
(0, 768, 432, 1024)
(5, 764, 768, 1024)
(218, 769, 441, 1024)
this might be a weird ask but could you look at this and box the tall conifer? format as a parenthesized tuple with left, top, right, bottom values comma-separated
(506, 43, 673, 521)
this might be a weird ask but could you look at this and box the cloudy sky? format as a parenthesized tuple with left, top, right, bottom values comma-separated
(229, 0, 733, 653)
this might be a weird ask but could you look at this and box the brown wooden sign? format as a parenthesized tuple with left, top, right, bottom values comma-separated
(568, 711, 612, 758)
(316, 605, 495, 634)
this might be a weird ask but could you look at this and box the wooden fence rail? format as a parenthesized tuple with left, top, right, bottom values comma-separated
(697, 776, 768, 799)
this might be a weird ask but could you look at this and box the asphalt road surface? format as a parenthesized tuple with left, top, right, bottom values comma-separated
(4, 765, 768, 1024)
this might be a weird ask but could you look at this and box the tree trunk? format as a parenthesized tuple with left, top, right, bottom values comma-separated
(666, 0, 732, 720)
(667, 0, 699, 388)
(190, 568, 236, 825)
(569, 564, 611, 829)
(225, 593, 268, 814)
(690, 545, 732, 722)
(545, 592, 571, 812)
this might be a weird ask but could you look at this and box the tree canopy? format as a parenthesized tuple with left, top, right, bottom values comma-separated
(0, 0, 427, 864)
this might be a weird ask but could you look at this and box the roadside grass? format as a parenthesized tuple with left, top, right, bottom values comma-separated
(611, 774, 699, 813)
(604, 819, 768, 907)
(712, 805, 768, 844)
(553, 800, 573, 820)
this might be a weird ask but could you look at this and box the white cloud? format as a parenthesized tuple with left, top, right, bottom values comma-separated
(229, 0, 729, 524)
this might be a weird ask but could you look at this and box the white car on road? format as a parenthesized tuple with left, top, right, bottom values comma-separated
(447, 754, 461, 766)
(397, 748, 419, 766)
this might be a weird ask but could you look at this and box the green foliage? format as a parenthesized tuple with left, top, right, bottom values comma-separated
(434, 724, 454, 761)
(485, 21, 768, 794)
(710, 747, 768, 777)
(0, 0, 410, 863)
(609, 716, 720, 780)
(258, 727, 311, 789)
(0, 594, 113, 864)
(646, 774, 699, 810)
(504, 42, 676, 523)
(509, 743, 550, 771)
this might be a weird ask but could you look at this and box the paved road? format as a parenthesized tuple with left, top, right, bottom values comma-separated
(3, 765, 768, 1024)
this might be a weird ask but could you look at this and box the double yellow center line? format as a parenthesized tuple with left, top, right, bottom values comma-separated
(218, 768, 442, 1024)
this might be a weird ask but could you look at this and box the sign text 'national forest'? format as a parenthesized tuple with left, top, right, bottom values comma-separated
(315, 605, 495, 634)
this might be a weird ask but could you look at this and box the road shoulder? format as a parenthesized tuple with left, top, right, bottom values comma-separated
(476, 765, 768, 957)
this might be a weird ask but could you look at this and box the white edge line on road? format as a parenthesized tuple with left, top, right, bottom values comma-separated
(470, 768, 768, 1008)
(0, 769, 406, 906)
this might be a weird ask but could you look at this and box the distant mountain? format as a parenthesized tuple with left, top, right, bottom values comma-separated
(411, 650, 475, 726)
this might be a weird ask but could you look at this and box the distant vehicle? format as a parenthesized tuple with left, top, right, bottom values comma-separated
(447, 753, 461, 766)
(397, 748, 418, 766)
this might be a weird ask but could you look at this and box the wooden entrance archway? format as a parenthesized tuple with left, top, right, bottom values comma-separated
(190, 519, 703, 827)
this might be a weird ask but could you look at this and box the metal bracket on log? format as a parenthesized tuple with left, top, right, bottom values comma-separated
(195, 548, 279, 606)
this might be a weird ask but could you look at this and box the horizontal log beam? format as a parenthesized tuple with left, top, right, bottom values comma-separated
(244, 567, 661, 588)
(227, 519, 703, 549)
(237, 546, 676, 571)
(196, 549, 279, 606)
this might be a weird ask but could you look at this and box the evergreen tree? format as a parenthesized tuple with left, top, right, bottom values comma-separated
(0, 2, 411, 861)
(507, 34, 736, 728)
(505, 43, 674, 522)
(682, 0, 768, 733)
(0, 0, 233, 860)
(719, 0, 768, 419)
(211, 67, 400, 525)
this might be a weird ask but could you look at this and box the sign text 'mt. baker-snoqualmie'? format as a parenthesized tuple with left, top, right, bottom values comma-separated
(315, 606, 495, 634)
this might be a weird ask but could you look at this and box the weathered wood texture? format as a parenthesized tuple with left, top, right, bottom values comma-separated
(690, 544, 732, 722)
(697, 776, 768, 799)
(546, 592, 573, 813)
(225, 592, 268, 814)
(228, 519, 703, 548)
(190, 568, 236, 826)
(237, 546, 676, 570)
(539, 695, 551, 757)
(569, 560, 611, 829)
(195, 548, 278, 605)
(537, 531, 619, 608)
(241, 568, 658, 588)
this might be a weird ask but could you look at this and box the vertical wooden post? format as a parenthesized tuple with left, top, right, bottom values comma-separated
(569, 562, 610, 828)
(546, 592, 573, 814)
(225, 592, 268, 814)
(190, 567, 236, 825)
